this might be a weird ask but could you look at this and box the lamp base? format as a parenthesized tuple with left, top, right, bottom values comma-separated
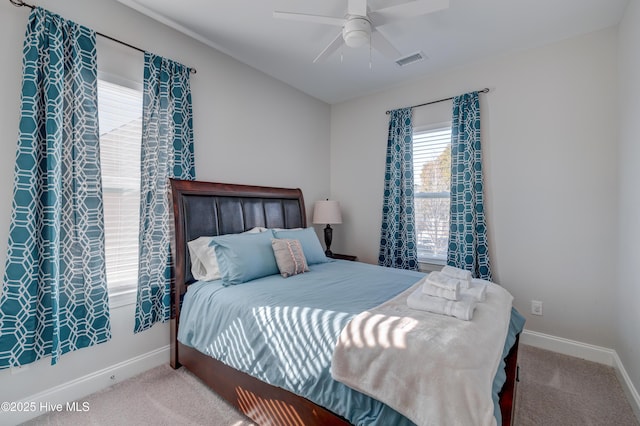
(323, 224, 333, 256)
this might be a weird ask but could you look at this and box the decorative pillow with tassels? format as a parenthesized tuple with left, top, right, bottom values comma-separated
(272, 239, 310, 278)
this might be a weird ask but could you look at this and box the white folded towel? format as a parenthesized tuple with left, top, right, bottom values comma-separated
(427, 270, 468, 293)
(461, 281, 487, 302)
(425, 272, 459, 291)
(421, 279, 459, 301)
(407, 287, 477, 321)
(441, 266, 472, 288)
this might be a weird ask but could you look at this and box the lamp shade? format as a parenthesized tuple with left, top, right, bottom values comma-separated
(312, 200, 342, 225)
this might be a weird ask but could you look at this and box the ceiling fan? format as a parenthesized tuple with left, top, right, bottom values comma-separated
(274, 0, 450, 63)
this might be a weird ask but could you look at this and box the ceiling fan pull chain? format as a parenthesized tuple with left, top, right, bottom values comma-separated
(369, 32, 373, 69)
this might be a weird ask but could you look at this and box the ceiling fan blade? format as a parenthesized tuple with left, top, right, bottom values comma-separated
(369, 0, 449, 26)
(371, 30, 401, 59)
(273, 11, 344, 27)
(313, 31, 345, 63)
(347, 0, 368, 17)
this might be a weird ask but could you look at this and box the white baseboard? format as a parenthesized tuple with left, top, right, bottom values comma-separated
(3, 345, 170, 426)
(521, 329, 616, 365)
(521, 329, 640, 420)
(612, 351, 640, 422)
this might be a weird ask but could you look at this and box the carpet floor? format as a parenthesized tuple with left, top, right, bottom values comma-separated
(23, 344, 639, 425)
(23, 363, 255, 426)
(515, 344, 638, 426)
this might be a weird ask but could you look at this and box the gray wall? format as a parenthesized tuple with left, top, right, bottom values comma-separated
(330, 28, 619, 349)
(617, 0, 640, 403)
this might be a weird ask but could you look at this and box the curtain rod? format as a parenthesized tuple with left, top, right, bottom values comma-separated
(385, 88, 489, 114)
(10, 0, 197, 74)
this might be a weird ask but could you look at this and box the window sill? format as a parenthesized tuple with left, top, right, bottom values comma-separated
(109, 288, 137, 309)
(418, 259, 446, 273)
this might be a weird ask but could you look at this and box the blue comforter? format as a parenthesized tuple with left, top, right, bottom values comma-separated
(178, 260, 524, 425)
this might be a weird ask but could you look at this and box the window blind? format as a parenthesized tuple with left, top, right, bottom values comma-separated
(413, 126, 452, 262)
(98, 79, 142, 293)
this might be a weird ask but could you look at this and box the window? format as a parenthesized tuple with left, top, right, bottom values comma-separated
(98, 78, 142, 296)
(413, 125, 451, 264)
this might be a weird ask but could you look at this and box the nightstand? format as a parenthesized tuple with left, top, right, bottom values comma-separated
(327, 253, 357, 261)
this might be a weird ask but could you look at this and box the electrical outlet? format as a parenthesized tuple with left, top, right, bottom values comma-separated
(531, 300, 543, 316)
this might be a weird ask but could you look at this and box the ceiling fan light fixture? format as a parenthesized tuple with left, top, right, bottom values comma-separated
(343, 17, 371, 48)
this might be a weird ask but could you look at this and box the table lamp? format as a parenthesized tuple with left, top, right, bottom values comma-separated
(312, 200, 342, 256)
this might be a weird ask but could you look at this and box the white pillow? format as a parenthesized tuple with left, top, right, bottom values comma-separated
(243, 227, 268, 233)
(186, 227, 289, 281)
(187, 236, 221, 281)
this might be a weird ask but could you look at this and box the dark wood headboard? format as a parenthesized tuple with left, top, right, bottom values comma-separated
(169, 179, 307, 365)
(170, 179, 307, 287)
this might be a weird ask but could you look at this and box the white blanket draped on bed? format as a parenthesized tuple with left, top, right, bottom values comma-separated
(330, 280, 513, 426)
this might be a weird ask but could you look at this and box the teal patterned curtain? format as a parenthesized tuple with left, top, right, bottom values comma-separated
(134, 52, 195, 333)
(447, 92, 492, 280)
(0, 8, 110, 367)
(378, 107, 418, 270)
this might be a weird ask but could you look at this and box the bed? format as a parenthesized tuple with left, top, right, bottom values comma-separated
(169, 178, 523, 426)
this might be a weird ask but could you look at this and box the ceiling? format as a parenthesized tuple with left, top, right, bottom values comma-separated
(116, 0, 628, 104)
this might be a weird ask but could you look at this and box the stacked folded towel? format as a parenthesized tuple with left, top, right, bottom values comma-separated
(464, 280, 487, 302)
(408, 287, 477, 321)
(441, 265, 472, 288)
(407, 266, 489, 320)
(421, 272, 460, 301)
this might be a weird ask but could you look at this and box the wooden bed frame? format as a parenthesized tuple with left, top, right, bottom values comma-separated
(169, 178, 520, 425)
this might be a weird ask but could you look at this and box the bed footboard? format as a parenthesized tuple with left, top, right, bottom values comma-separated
(178, 342, 350, 425)
(499, 334, 520, 426)
(174, 337, 520, 426)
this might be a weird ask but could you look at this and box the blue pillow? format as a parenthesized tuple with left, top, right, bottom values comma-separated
(273, 227, 329, 265)
(210, 230, 279, 286)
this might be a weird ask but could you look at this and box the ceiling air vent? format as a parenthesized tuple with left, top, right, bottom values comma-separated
(395, 51, 426, 67)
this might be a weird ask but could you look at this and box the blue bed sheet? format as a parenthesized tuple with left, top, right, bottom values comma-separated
(178, 260, 524, 425)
